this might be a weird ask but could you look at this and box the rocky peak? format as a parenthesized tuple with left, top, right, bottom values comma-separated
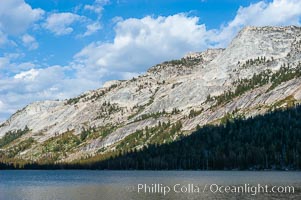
(201, 26, 301, 83)
(228, 26, 301, 61)
(103, 80, 124, 88)
(184, 48, 224, 61)
(146, 48, 224, 81)
(1, 26, 301, 163)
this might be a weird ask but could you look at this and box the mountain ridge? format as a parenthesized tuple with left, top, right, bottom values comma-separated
(1, 26, 301, 163)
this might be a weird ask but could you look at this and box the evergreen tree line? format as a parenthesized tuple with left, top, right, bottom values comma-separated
(207, 62, 301, 107)
(0, 126, 29, 148)
(1, 105, 301, 170)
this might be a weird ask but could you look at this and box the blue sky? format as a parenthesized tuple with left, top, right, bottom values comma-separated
(0, 0, 301, 121)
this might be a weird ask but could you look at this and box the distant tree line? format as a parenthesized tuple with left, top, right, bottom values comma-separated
(0, 126, 29, 148)
(1, 105, 301, 170)
(207, 62, 301, 107)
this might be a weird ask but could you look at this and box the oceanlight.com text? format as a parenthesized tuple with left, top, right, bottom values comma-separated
(134, 183, 295, 196)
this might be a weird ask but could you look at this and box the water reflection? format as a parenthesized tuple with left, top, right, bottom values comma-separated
(0, 171, 300, 200)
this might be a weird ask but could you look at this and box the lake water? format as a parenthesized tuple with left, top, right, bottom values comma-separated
(0, 170, 300, 200)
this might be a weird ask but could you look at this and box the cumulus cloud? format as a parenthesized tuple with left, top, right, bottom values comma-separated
(14, 69, 39, 81)
(82, 22, 102, 37)
(81, 0, 110, 37)
(247, 0, 301, 25)
(0, 54, 36, 76)
(22, 34, 39, 50)
(75, 14, 211, 76)
(43, 13, 83, 35)
(75, 0, 301, 75)
(0, 65, 101, 120)
(0, 0, 44, 35)
(215, 0, 301, 46)
(84, 0, 110, 14)
(0, 100, 4, 110)
(0, 0, 43, 48)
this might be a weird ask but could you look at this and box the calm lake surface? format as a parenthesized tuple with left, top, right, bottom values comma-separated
(0, 170, 300, 200)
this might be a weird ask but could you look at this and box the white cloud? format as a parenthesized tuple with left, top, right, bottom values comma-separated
(247, 0, 301, 25)
(0, 100, 5, 110)
(0, 55, 36, 75)
(75, 14, 210, 75)
(112, 16, 123, 23)
(81, 0, 109, 37)
(0, 65, 101, 120)
(215, 0, 301, 46)
(17, 62, 36, 70)
(84, 0, 110, 14)
(0, 0, 44, 35)
(43, 13, 82, 35)
(22, 34, 39, 50)
(82, 22, 102, 37)
(84, 5, 103, 14)
(14, 69, 39, 81)
(0, 0, 43, 48)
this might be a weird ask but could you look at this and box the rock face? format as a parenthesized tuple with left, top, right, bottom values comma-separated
(1, 26, 301, 162)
